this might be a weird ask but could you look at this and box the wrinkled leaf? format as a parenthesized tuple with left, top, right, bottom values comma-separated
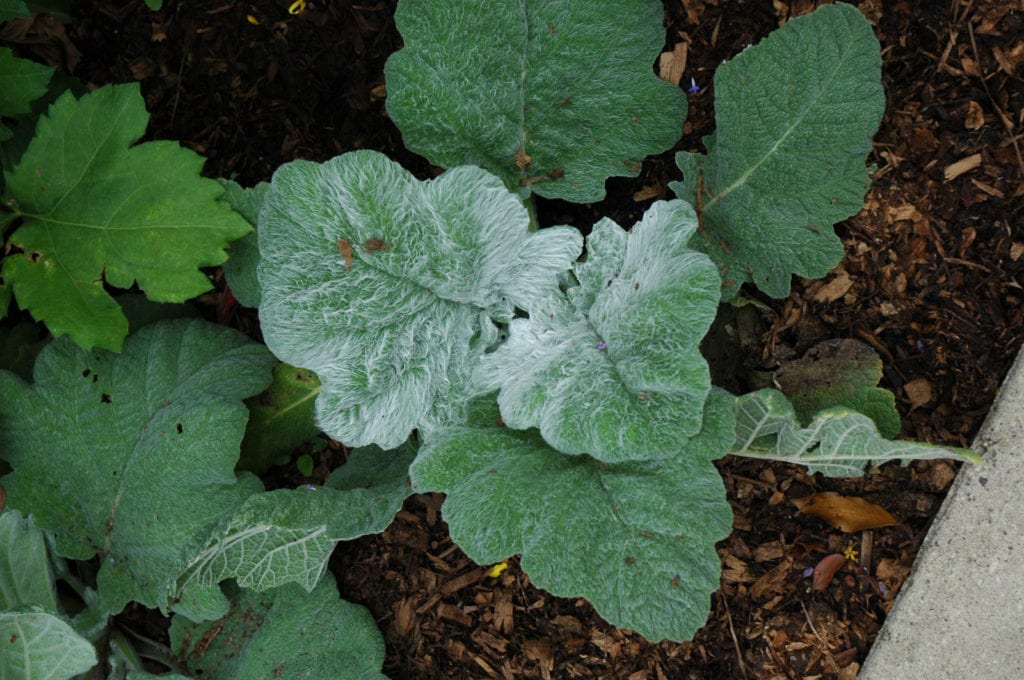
(476, 200, 720, 462)
(1, 83, 251, 351)
(730, 389, 980, 476)
(177, 443, 415, 597)
(170, 575, 389, 680)
(773, 338, 900, 438)
(0, 318, 275, 615)
(0, 509, 56, 611)
(385, 0, 686, 202)
(239, 362, 322, 474)
(671, 3, 884, 298)
(0, 607, 97, 678)
(219, 179, 269, 308)
(0, 47, 53, 141)
(795, 492, 899, 532)
(411, 393, 735, 642)
(258, 150, 581, 449)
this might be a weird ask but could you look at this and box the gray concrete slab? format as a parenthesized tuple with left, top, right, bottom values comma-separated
(859, 351, 1024, 679)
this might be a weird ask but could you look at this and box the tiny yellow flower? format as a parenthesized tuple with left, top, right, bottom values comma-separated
(843, 543, 859, 561)
(246, 14, 261, 25)
(288, 0, 306, 14)
(486, 561, 508, 578)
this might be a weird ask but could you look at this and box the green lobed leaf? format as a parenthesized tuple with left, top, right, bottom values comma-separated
(476, 200, 721, 462)
(0, 318, 275, 615)
(385, 0, 686, 202)
(258, 150, 582, 449)
(219, 179, 268, 308)
(0, 607, 97, 678)
(730, 388, 980, 476)
(773, 338, 900, 438)
(411, 393, 735, 642)
(170, 575, 389, 680)
(671, 3, 884, 298)
(176, 443, 415, 598)
(1, 83, 251, 351)
(0, 48, 53, 141)
(0, 510, 57, 611)
(238, 362, 322, 474)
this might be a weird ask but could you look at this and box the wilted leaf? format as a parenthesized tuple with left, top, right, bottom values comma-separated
(773, 338, 900, 438)
(811, 553, 846, 591)
(258, 150, 581, 449)
(476, 200, 721, 462)
(385, 0, 686, 202)
(795, 492, 899, 532)
(671, 4, 884, 298)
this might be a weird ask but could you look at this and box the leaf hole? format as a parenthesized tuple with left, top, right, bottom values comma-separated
(176, 422, 183, 434)
(101, 393, 112, 403)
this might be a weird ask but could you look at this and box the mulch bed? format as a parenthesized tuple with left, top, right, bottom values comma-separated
(6, 0, 1022, 677)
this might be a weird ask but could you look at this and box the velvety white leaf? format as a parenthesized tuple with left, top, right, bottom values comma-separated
(258, 150, 581, 449)
(476, 200, 720, 462)
(731, 389, 980, 476)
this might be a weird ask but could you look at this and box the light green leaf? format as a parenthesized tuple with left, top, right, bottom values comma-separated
(476, 200, 720, 462)
(0, 510, 56, 611)
(169, 575, 389, 680)
(385, 0, 686, 202)
(177, 443, 414, 596)
(0, 48, 53, 141)
(773, 338, 900, 438)
(238, 362, 321, 474)
(0, 318, 275, 614)
(411, 393, 735, 642)
(258, 150, 582, 449)
(730, 389, 980, 476)
(0, 607, 97, 679)
(1, 83, 251, 351)
(219, 179, 268, 308)
(671, 3, 884, 298)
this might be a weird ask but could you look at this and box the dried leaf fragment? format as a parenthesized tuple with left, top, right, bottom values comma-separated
(362, 238, 391, 252)
(795, 492, 899, 532)
(337, 238, 354, 268)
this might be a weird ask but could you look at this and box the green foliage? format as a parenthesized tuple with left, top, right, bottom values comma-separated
(412, 394, 735, 642)
(0, 47, 53, 141)
(0, 607, 97, 678)
(170, 575, 388, 680)
(385, 0, 686, 202)
(1, 83, 251, 351)
(238, 361, 322, 474)
(671, 3, 885, 299)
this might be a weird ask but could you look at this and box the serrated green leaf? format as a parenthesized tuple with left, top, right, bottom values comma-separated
(0, 607, 97, 678)
(219, 179, 268, 308)
(1, 83, 251, 351)
(411, 393, 735, 642)
(773, 338, 900, 438)
(0, 510, 57, 611)
(258, 150, 582, 449)
(730, 388, 980, 476)
(177, 443, 414, 597)
(671, 3, 884, 298)
(238, 362, 321, 474)
(385, 0, 686, 202)
(0, 48, 53, 141)
(476, 200, 721, 462)
(170, 575, 389, 680)
(0, 318, 275, 615)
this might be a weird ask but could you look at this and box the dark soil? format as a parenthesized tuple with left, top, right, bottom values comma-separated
(6, 0, 1023, 677)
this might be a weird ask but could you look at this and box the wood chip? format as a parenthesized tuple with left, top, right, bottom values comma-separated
(904, 376, 933, 410)
(944, 153, 982, 181)
(657, 39, 689, 86)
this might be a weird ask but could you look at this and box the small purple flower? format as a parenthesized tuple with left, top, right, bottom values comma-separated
(304, 483, 316, 491)
(597, 341, 607, 350)
(802, 566, 814, 578)
(688, 77, 700, 94)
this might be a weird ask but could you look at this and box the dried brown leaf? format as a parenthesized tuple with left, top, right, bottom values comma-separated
(794, 492, 900, 532)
